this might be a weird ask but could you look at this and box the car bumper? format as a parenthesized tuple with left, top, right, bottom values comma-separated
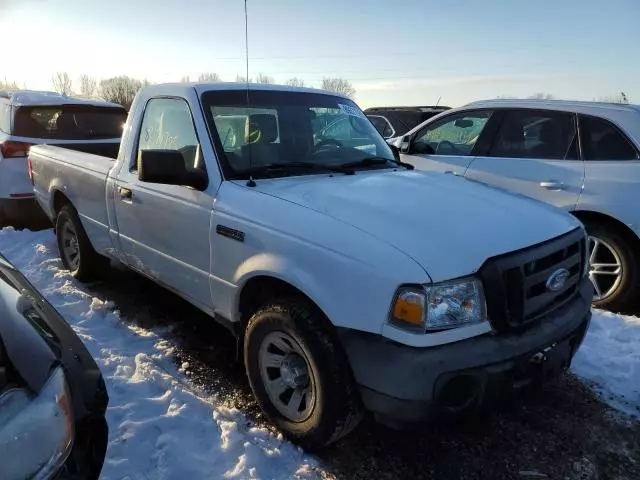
(0, 197, 51, 229)
(339, 276, 592, 425)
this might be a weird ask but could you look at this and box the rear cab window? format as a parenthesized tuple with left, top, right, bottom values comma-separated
(579, 115, 639, 160)
(11, 105, 127, 140)
(0, 101, 10, 133)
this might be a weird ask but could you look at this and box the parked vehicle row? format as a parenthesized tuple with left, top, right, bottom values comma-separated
(364, 105, 450, 139)
(390, 99, 640, 311)
(29, 82, 592, 449)
(0, 89, 126, 228)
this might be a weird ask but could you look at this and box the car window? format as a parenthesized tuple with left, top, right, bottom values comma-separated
(367, 115, 393, 138)
(411, 111, 492, 156)
(488, 110, 576, 160)
(0, 102, 9, 133)
(579, 115, 639, 161)
(137, 97, 203, 171)
(11, 105, 126, 140)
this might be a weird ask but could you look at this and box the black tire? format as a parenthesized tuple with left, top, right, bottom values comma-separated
(585, 221, 639, 312)
(55, 205, 108, 281)
(244, 299, 363, 450)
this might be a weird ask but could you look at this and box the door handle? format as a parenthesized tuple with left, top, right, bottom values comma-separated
(118, 186, 132, 199)
(539, 180, 563, 190)
(444, 170, 460, 176)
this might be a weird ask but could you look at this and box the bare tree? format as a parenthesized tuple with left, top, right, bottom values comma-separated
(255, 73, 274, 84)
(286, 77, 305, 88)
(598, 92, 630, 104)
(235, 74, 253, 83)
(99, 76, 146, 110)
(0, 79, 19, 89)
(528, 92, 554, 100)
(79, 74, 97, 98)
(198, 72, 221, 82)
(52, 72, 73, 95)
(321, 77, 355, 98)
(180, 75, 191, 83)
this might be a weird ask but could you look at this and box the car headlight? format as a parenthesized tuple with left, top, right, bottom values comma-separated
(0, 367, 74, 479)
(390, 277, 487, 332)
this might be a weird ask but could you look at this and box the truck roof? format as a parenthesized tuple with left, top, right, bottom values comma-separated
(141, 82, 351, 100)
(0, 89, 124, 109)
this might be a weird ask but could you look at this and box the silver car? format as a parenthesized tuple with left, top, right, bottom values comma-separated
(396, 99, 640, 311)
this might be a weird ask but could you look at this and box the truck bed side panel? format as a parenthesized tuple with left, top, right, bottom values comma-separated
(31, 145, 114, 254)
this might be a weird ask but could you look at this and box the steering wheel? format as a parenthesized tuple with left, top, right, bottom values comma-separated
(313, 138, 344, 153)
(435, 140, 458, 155)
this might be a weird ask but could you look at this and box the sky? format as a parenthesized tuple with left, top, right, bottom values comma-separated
(0, 0, 638, 108)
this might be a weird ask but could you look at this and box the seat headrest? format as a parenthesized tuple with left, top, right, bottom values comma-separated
(249, 113, 278, 143)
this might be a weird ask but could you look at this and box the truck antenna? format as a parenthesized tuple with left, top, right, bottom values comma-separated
(244, 0, 256, 187)
(435, 96, 442, 107)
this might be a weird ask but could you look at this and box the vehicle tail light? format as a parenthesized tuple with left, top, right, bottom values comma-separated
(0, 141, 33, 158)
(27, 157, 34, 185)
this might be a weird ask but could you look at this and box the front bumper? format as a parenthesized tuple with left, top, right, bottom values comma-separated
(340, 277, 592, 425)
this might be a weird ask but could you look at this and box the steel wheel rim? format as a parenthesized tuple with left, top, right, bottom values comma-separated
(61, 221, 80, 271)
(588, 235, 623, 301)
(258, 331, 316, 423)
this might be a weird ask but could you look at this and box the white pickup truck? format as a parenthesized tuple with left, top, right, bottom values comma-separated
(30, 82, 593, 449)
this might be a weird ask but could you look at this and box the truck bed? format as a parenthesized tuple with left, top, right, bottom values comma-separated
(30, 144, 118, 250)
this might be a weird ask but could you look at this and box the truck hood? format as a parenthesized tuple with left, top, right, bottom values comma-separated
(252, 170, 581, 282)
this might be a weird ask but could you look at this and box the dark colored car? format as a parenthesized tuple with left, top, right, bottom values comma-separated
(365, 106, 451, 139)
(0, 254, 108, 479)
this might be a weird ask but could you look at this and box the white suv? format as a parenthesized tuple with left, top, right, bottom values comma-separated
(395, 99, 640, 311)
(0, 90, 126, 227)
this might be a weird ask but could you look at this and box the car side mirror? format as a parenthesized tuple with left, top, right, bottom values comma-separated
(137, 150, 208, 190)
(400, 135, 411, 153)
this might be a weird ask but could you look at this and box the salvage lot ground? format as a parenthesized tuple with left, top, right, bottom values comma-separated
(1, 228, 639, 479)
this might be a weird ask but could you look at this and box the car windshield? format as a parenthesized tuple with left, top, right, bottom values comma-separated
(202, 89, 396, 179)
(12, 105, 127, 140)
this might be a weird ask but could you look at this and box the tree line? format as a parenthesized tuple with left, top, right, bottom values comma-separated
(44, 72, 357, 110)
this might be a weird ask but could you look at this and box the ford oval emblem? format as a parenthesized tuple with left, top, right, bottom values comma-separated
(546, 268, 570, 292)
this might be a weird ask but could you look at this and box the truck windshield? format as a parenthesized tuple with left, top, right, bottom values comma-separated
(201, 89, 396, 179)
(12, 105, 127, 140)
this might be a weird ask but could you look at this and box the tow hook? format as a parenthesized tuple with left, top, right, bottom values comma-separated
(529, 343, 557, 365)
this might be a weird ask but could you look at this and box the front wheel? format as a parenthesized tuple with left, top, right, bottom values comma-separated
(585, 222, 639, 312)
(244, 299, 363, 450)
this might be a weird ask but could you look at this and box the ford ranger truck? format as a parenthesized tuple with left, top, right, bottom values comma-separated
(29, 82, 593, 449)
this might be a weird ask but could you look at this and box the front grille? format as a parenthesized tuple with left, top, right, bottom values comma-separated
(479, 228, 586, 332)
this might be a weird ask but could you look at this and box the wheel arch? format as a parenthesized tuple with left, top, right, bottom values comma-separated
(571, 209, 640, 250)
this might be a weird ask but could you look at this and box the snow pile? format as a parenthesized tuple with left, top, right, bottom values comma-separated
(0, 229, 324, 480)
(573, 310, 640, 417)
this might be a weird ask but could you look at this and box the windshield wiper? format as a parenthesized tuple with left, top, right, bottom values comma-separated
(237, 161, 355, 180)
(339, 156, 414, 170)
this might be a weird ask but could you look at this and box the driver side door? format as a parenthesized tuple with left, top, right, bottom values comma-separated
(400, 110, 496, 175)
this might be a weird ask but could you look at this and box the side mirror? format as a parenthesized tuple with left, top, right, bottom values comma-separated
(399, 135, 411, 153)
(138, 150, 208, 190)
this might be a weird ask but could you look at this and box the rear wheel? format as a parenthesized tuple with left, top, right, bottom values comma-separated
(585, 222, 639, 311)
(244, 299, 363, 450)
(55, 205, 107, 281)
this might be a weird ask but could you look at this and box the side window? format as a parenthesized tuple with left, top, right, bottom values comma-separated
(0, 103, 8, 133)
(579, 115, 639, 161)
(367, 115, 394, 138)
(488, 110, 576, 160)
(411, 111, 492, 156)
(137, 98, 202, 171)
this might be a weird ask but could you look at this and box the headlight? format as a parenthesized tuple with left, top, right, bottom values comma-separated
(0, 367, 74, 479)
(390, 277, 486, 332)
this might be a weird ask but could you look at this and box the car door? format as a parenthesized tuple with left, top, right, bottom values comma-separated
(112, 97, 215, 311)
(400, 109, 495, 175)
(464, 109, 584, 211)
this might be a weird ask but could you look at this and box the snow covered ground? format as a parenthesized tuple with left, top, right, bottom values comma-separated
(0, 229, 325, 480)
(0, 228, 638, 478)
